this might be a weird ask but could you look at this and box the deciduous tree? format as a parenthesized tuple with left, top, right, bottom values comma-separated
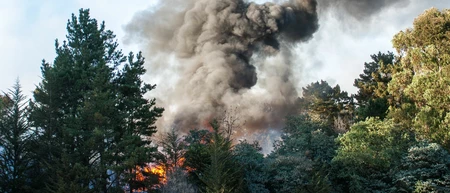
(331, 118, 414, 192)
(389, 8, 450, 150)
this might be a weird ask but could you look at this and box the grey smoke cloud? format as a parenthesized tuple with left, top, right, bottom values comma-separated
(125, 0, 408, 133)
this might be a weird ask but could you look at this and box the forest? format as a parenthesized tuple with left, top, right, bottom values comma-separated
(1, 5, 450, 193)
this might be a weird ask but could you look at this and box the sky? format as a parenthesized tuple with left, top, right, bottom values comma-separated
(0, 0, 448, 97)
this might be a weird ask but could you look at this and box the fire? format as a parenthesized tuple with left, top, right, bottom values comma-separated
(131, 157, 187, 191)
(134, 164, 166, 183)
(135, 166, 146, 182)
(177, 157, 186, 167)
(150, 165, 166, 184)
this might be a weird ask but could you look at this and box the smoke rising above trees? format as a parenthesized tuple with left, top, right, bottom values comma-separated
(126, 0, 318, 131)
(1, 3, 450, 193)
(125, 0, 409, 132)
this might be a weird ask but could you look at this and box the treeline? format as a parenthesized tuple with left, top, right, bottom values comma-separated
(1, 7, 450, 193)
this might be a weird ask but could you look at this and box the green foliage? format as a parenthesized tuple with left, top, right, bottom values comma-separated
(0, 81, 34, 193)
(273, 115, 336, 163)
(157, 129, 196, 192)
(199, 121, 244, 193)
(233, 140, 269, 193)
(331, 118, 414, 192)
(389, 8, 450, 150)
(265, 154, 313, 193)
(183, 129, 213, 189)
(299, 169, 332, 193)
(29, 9, 162, 192)
(392, 142, 450, 193)
(183, 121, 245, 193)
(30, 9, 122, 192)
(355, 97, 390, 121)
(299, 80, 354, 132)
(354, 52, 396, 100)
(114, 51, 164, 192)
(267, 115, 336, 193)
(3, 5, 450, 193)
(353, 52, 397, 120)
(159, 128, 187, 172)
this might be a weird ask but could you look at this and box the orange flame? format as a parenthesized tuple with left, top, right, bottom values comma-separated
(151, 165, 166, 184)
(134, 164, 166, 183)
(132, 157, 188, 190)
(135, 166, 146, 182)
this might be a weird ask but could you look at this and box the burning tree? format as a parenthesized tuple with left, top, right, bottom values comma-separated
(158, 128, 187, 172)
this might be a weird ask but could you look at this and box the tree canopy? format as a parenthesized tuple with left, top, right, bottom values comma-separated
(353, 52, 396, 120)
(2, 6, 450, 193)
(389, 8, 450, 150)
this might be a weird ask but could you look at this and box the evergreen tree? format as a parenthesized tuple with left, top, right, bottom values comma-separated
(353, 52, 396, 121)
(393, 142, 450, 192)
(267, 115, 335, 193)
(199, 121, 244, 193)
(233, 140, 269, 193)
(29, 9, 162, 192)
(30, 9, 124, 192)
(114, 52, 164, 192)
(299, 80, 354, 132)
(183, 129, 213, 190)
(157, 129, 195, 193)
(183, 122, 244, 193)
(0, 81, 34, 193)
(158, 128, 186, 172)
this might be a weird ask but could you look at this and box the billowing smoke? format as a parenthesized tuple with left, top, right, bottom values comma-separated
(124, 0, 408, 133)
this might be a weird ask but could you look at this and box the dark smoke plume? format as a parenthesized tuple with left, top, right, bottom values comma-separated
(125, 0, 407, 133)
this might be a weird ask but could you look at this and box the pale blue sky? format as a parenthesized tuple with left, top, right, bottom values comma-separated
(0, 0, 448, 96)
(0, 0, 158, 95)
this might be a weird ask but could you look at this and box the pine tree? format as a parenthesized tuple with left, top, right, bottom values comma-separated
(114, 52, 163, 192)
(393, 142, 450, 192)
(266, 115, 335, 193)
(158, 128, 186, 172)
(183, 129, 213, 190)
(353, 52, 396, 121)
(299, 80, 354, 132)
(0, 80, 34, 193)
(30, 9, 124, 192)
(199, 121, 244, 193)
(29, 9, 163, 192)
